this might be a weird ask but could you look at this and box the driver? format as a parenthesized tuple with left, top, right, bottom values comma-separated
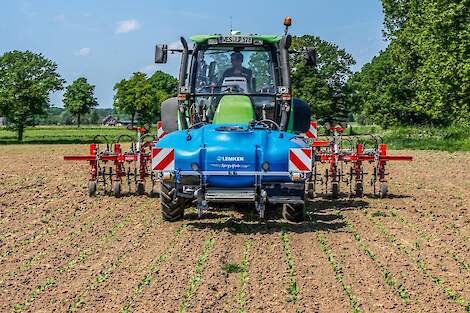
(219, 52, 252, 85)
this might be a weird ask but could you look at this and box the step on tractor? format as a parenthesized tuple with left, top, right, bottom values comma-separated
(64, 17, 412, 222)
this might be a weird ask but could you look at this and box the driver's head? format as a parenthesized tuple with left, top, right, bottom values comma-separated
(231, 52, 243, 68)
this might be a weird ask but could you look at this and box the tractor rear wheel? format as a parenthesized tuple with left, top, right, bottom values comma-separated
(160, 181, 185, 221)
(282, 203, 305, 222)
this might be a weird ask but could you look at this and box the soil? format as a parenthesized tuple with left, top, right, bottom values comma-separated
(0, 145, 469, 312)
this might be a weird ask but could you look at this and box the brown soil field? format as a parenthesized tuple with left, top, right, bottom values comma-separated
(0, 144, 469, 313)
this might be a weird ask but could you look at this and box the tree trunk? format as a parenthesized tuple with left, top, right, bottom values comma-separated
(77, 114, 81, 128)
(131, 112, 135, 127)
(17, 124, 24, 142)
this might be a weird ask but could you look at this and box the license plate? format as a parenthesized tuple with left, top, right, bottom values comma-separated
(219, 36, 253, 44)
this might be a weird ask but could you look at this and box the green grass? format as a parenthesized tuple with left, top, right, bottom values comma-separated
(1, 124, 469, 151)
(316, 124, 470, 152)
(0, 126, 136, 144)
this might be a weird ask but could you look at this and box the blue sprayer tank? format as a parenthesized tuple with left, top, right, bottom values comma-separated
(155, 124, 307, 188)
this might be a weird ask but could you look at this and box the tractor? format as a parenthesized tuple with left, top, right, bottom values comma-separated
(152, 17, 316, 221)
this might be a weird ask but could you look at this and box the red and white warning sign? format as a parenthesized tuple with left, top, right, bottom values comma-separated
(303, 121, 317, 139)
(289, 148, 312, 173)
(152, 148, 175, 171)
(156, 121, 168, 140)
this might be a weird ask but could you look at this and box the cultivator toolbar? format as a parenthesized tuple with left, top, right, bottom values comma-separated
(64, 123, 167, 197)
(303, 122, 413, 199)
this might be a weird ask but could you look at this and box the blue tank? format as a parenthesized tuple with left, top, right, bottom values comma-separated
(155, 124, 308, 188)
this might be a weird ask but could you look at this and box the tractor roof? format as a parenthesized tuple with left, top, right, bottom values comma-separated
(190, 34, 282, 44)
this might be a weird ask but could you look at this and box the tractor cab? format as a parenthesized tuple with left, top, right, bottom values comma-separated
(155, 31, 314, 133)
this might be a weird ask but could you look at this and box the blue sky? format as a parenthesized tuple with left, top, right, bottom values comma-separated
(0, 0, 388, 108)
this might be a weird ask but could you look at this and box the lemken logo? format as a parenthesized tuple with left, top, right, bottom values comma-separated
(216, 156, 245, 162)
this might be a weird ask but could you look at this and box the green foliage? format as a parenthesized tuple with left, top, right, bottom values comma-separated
(348, 45, 419, 127)
(0, 50, 64, 141)
(0, 126, 135, 144)
(222, 263, 243, 273)
(248, 52, 274, 87)
(63, 77, 98, 127)
(290, 35, 356, 122)
(114, 72, 152, 126)
(353, 0, 469, 127)
(114, 71, 177, 126)
(148, 70, 178, 116)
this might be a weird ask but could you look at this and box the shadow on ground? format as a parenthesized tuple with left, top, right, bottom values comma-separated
(184, 197, 373, 235)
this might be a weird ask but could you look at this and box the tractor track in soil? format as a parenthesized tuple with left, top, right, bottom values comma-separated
(0, 145, 469, 312)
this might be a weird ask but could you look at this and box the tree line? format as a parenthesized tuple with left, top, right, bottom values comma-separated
(1, 0, 468, 141)
(0, 49, 177, 141)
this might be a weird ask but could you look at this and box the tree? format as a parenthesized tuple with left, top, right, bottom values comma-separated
(148, 71, 178, 117)
(353, 0, 470, 127)
(290, 35, 356, 121)
(0, 50, 64, 141)
(113, 72, 153, 126)
(348, 44, 418, 127)
(63, 77, 98, 127)
(89, 109, 100, 125)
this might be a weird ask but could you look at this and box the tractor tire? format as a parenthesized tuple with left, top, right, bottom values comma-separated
(113, 181, 121, 198)
(355, 183, 364, 198)
(379, 184, 388, 199)
(136, 182, 145, 196)
(282, 203, 305, 222)
(160, 182, 185, 221)
(88, 181, 97, 197)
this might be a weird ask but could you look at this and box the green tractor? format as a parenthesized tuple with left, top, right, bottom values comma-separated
(152, 17, 317, 221)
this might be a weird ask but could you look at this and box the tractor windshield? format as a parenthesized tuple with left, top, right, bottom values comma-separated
(194, 46, 276, 95)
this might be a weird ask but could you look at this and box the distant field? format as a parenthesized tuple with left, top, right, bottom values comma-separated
(1, 124, 469, 151)
(0, 126, 136, 144)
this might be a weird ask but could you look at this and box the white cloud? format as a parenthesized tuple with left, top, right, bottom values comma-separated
(115, 20, 141, 34)
(75, 48, 91, 56)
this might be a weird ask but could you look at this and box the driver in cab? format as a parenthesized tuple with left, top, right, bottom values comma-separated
(220, 52, 252, 83)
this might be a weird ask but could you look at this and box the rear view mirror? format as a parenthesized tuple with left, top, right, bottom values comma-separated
(304, 48, 317, 67)
(155, 44, 168, 64)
